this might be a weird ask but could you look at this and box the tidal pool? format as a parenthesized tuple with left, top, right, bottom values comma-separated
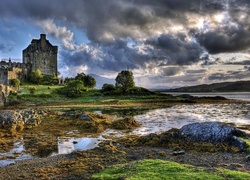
(1, 102, 250, 166)
(102, 103, 250, 137)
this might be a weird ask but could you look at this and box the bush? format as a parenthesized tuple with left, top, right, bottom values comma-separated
(102, 83, 116, 92)
(10, 78, 20, 87)
(57, 80, 87, 98)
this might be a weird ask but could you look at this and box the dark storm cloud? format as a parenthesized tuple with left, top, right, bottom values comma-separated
(195, 26, 250, 54)
(146, 34, 204, 65)
(0, 0, 225, 42)
(2, 0, 250, 75)
(60, 39, 138, 72)
(162, 67, 184, 76)
(194, 0, 250, 54)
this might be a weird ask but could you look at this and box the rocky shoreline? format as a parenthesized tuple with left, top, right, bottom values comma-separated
(0, 99, 249, 179)
(0, 142, 250, 179)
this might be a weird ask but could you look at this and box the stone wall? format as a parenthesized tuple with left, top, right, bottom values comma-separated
(23, 34, 58, 76)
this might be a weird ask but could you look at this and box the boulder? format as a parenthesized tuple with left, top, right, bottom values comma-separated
(178, 122, 248, 151)
(79, 113, 92, 121)
(0, 109, 45, 128)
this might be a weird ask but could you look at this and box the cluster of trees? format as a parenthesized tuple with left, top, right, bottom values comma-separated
(10, 68, 150, 97)
(57, 72, 96, 98)
(59, 70, 139, 97)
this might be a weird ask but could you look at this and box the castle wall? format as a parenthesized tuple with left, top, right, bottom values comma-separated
(0, 67, 9, 85)
(23, 34, 58, 76)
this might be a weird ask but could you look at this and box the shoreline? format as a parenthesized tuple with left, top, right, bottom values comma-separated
(0, 97, 249, 179)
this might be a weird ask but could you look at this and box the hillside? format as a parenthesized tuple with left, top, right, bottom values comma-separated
(165, 81, 250, 92)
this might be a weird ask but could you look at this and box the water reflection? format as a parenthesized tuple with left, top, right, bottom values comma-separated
(0, 138, 32, 167)
(1, 102, 250, 167)
(55, 136, 105, 155)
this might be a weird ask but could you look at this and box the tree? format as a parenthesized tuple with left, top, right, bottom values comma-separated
(58, 80, 86, 98)
(83, 75, 96, 88)
(30, 69, 43, 84)
(115, 70, 135, 91)
(41, 74, 58, 85)
(75, 73, 86, 82)
(102, 83, 116, 92)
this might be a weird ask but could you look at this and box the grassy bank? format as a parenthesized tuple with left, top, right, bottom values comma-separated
(7, 85, 181, 107)
(92, 159, 250, 180)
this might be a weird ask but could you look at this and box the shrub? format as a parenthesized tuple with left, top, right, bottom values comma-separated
(57, 80, 86, 98)
(102, 83, 116, 92)
(10, 78, 20, 87)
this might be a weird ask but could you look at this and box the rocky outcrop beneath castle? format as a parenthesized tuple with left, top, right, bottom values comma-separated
(0, 109, 47, 128)
(177, 122, 248, 151)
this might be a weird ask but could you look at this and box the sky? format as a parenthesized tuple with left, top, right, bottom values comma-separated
(1, 0, 250, 89)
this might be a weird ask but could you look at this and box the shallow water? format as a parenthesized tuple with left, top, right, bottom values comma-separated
(101, 103, 250, 137)
(1, 94, 250, 166)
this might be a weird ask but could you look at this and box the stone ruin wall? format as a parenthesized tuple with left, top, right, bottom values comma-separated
(0, 60, 32, 105)
(0, 34, 58, 106)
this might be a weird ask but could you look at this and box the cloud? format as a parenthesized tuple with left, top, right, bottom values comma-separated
(161, 66, 184, 76)
(224, 60, 250, 65)
(146, 33, 204, 65)
(0, 43, 13, 53)
(195, 25, 250, 54)
(186, 69, 207, 74)
(36, 19, 75, 50)
(208, 70, 250, 81)
(1, 0, 250, 88)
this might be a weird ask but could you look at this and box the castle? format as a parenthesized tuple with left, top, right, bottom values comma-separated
(23, 34, 58, 76)
(0, 34, 58, 105)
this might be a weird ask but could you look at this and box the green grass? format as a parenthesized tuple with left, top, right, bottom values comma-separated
(240, 138, 250, 152)
(7, 85, 178, 106)
(92, 159, 250, 180)
(217, 168, 250, 180)
(20, 85, 62, 94)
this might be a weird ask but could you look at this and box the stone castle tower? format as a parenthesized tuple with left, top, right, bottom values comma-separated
(23, 34, 58, 76)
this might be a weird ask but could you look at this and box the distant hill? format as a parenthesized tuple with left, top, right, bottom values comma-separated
(165, 81, 250, 92)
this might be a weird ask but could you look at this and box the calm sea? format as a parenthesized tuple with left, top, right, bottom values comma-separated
(165, 92, 250, 101)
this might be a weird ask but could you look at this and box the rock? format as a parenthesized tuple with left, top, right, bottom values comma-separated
(0, 109, 44, 128)
(79, 113, 92, 121)
(246, 155, 250, 161)
(178, 122, 248, 151)
(172, 151, 185, 156)
(62, 111, 77, 117)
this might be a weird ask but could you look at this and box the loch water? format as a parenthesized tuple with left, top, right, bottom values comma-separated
(1, 92, 250, 166)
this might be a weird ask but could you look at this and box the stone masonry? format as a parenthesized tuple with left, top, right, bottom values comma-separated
(23, 34, 58, 76)
(0, 34, 58, 105)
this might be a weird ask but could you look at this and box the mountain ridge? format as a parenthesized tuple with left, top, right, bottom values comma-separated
(164, 80, 250, 92)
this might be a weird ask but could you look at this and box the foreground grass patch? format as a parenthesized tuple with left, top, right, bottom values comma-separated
(92, 159, 250, 180)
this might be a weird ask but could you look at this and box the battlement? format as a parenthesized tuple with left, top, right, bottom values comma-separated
(0, 59, 30, 69)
